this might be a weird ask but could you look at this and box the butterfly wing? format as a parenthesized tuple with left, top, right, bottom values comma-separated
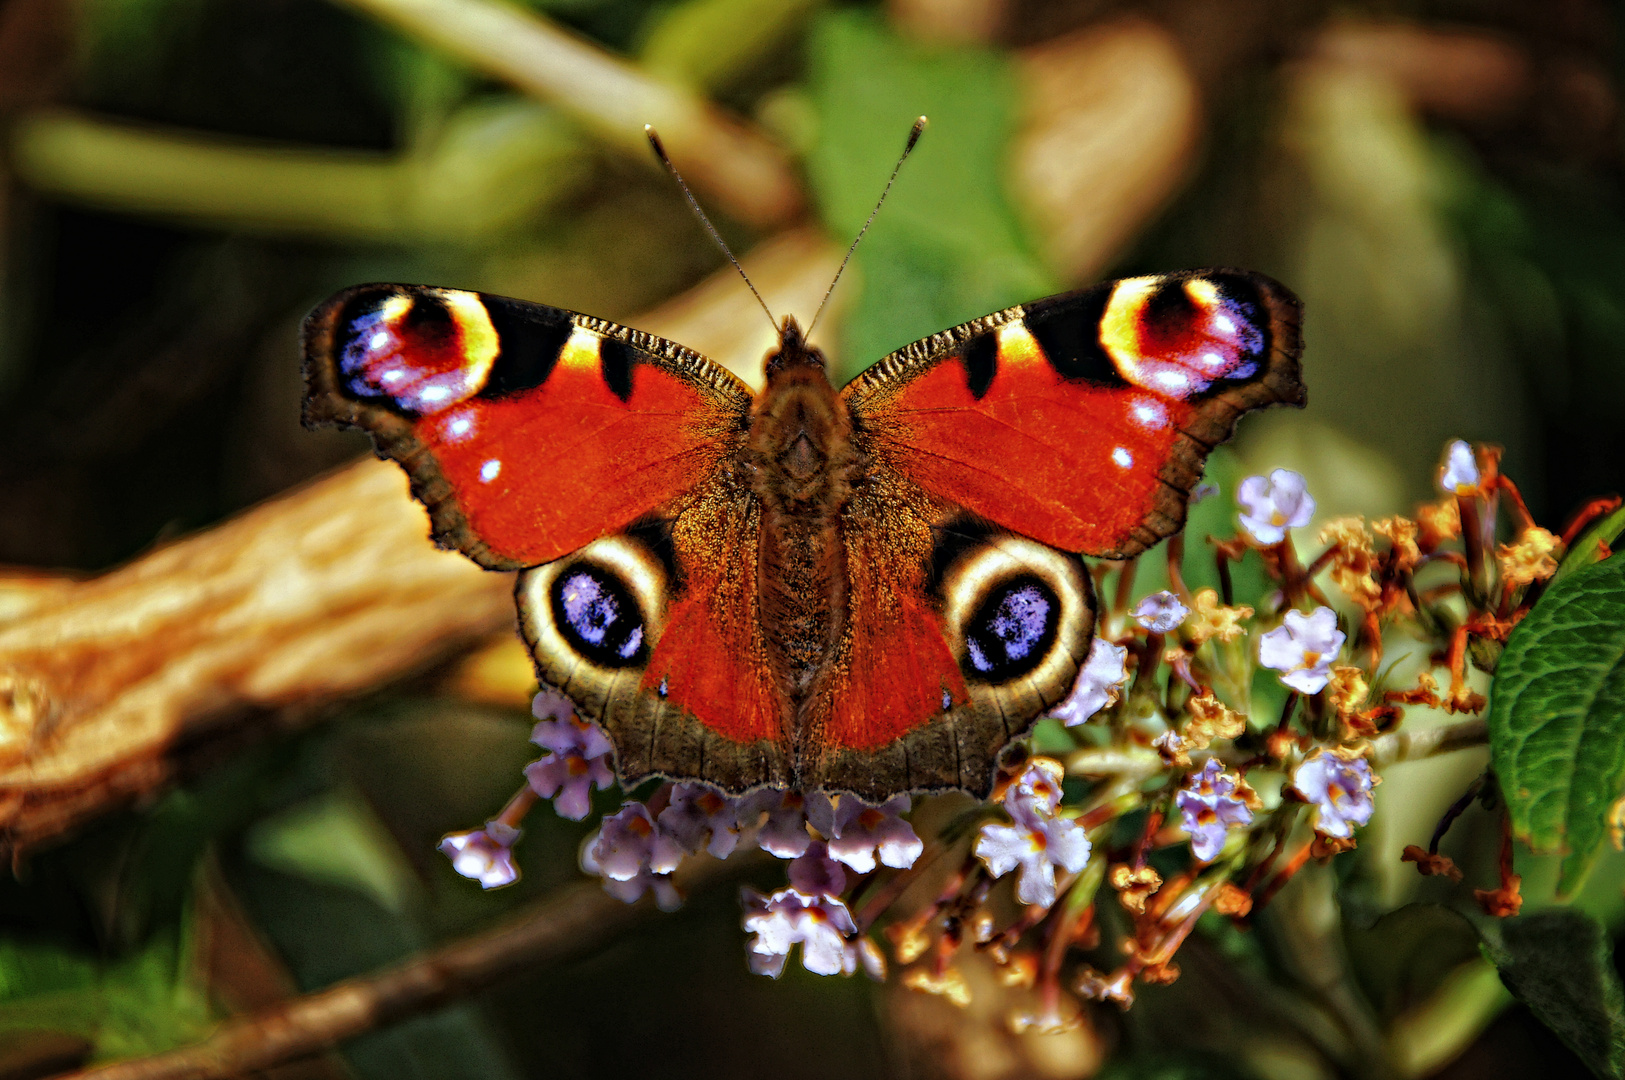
(303, 283, 753, 570)
(819, 270, 1303, 797)
(842, 269, 1305, 559)
(303, 284, 791, 789)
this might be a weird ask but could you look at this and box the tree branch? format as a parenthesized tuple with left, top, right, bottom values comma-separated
(57, 854, 758, 1080)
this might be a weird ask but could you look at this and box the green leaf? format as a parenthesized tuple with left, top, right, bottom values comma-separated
(804, 10, 1055, 380)
(0, 929, 214, 1061)
(1482, 909, 1625, 1079)
(1557, 503, 1625, 583)
(1489, 552, 1625, 895)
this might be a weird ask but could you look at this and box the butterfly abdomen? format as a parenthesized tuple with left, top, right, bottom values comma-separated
(748, 326, 861, 760)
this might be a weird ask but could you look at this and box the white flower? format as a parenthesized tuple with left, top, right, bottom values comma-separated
(1293, 751, 1377, 838)
(1132, 590, 1190, 634)
(1050, 638, 1129, 726)
(1003, 757, 1065, 829)
(587, 802, 684, 880)
(1236, 469, 1315, 545)
(805, 793, 922, 873)
(1438, 440, 1481, 495)
(658, 783, 741, 859)
(438, 822, 521, 889)
(974, 815, 1092, 908)
(742, 887, 860, 978)
(1175, 759, 1253, 862)
(1257, 607, 1346, 694)
(739, 789, 812, 858)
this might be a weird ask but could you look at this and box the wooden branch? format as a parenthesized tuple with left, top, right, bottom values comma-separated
(57, 854, 757, 1080)
(0, 459, 515, 859)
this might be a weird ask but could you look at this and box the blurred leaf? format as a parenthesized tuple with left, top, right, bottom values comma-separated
(1481, 909, 1625, 1079)
(1557, 504, 1625, 582)
(1488, 553, 1625, 894)
(0, 926, 213, 1061)
(804, 10, 1053, 378)
(1344, 902, 1481, 1022)
(245, 785, 421, 915)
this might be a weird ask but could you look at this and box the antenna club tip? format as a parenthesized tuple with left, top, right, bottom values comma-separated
(905, 116, 927, 152)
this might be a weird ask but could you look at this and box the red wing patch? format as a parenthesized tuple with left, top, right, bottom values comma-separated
(303, 284, 751, 570)
(844, 270, 1304, 559)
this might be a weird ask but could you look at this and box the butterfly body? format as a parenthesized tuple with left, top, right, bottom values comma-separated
(303, 269, 1304, 801)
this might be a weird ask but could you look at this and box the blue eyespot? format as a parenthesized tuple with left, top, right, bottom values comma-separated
(551, 565, 647, 667)
(963, 577, 1058, 682)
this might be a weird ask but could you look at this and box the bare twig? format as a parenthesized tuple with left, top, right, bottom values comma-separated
(55, 854, 758, 1080)
(1370, 717, 1489, 769)
(335, 0, 803, 228)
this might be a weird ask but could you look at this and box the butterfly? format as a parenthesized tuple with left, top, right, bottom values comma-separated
(302, 264, 1304, 803)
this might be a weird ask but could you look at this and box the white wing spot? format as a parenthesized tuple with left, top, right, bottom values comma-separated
(1132, 400, 1167, 429)
(1112, 447, 1133, 468)
(480, 459, 502, 483)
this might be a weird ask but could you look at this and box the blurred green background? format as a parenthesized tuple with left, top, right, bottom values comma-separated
(0, 0, 1622, 1077)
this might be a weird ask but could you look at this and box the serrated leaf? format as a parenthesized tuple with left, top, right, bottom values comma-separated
(1556, 504, 1625, 582)
(1488, 553, 1625, 895)
(1482, 909, 1625, 1079)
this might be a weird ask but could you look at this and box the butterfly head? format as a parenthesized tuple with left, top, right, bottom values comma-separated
(764, 315, 826, 379)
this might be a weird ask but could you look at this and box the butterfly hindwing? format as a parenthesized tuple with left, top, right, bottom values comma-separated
(303, 283, 753, 570)
(842, 269, 1305, 560)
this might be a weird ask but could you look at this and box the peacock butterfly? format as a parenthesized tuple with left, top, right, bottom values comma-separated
(302, 262, 1304, 802)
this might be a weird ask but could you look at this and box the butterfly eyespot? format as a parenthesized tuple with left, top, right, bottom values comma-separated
(516, 535, 670, 706)
(551, 565, 648, 667)
(962, 576, 1059, 681)
(335, 287, 499, 416)
(937, 531, 1094, 698)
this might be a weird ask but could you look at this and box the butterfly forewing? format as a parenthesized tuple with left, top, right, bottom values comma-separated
(842, 269, 1305, 560)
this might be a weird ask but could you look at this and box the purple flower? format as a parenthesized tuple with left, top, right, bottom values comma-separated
(805, 793, 922, 873)
(581, 836, 682, 911)
(1132, 590, 1190, 634)
(1003, 757, 1066, 829)
(1237, 469, 1315, 545)
(588, 802, 684, 880)
(740, 789, 811, 858)
(742, 887, 860, 978)
(788, 840, 848, 897)
(1438, 440, 1480, 495)
(658, 783, 741, 859)
(1293, 751, 1376, 838)
(973, 814, 1092, 908)
(1050, 638, 1128, 727)
(1176, 759, 1253, 862)
(524, 701, 615, 821)
(1258, 607, 1346, 694)
(438, 822, 521, 889)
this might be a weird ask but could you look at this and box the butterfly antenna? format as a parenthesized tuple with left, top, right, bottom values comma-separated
(645, 125, 778, 335)
(806, 115, 927, 341)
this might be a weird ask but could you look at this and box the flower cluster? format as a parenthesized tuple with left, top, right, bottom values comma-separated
(435, 439, 1579, 1034)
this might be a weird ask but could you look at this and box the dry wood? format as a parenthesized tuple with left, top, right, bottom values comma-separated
(0, 459, 515, 859)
